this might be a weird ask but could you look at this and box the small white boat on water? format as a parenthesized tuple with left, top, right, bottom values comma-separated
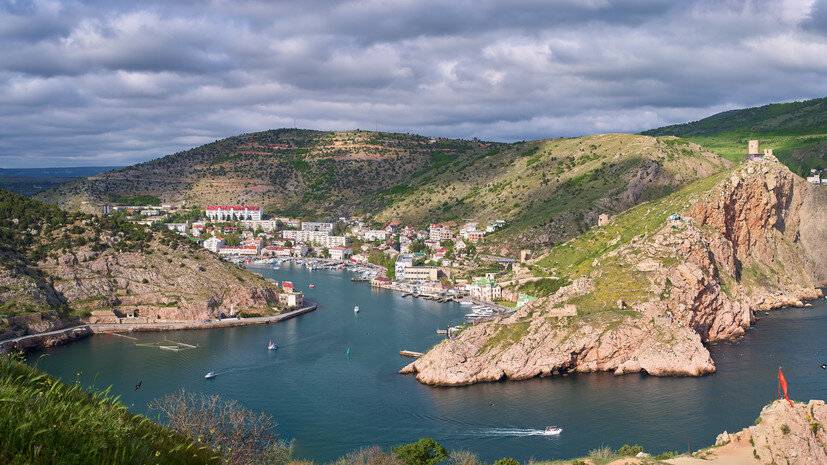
(205, 371, 216, 379)
(353, 306, 360, 313)
(543, 426, 562, 436)
(268, 341, 277, 350)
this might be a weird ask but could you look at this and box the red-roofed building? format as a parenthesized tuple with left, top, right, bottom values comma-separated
(217, 245, 259, 256)
(206, 205, 262, 221)
(281, 281, 294, 290)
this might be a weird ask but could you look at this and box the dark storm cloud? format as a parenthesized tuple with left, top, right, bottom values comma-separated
(0, 0, 825, 167)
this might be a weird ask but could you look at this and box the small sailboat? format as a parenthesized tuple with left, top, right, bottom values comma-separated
(309, 284, 315, 288)
(353, 306, 360, 313)
(268, 341, 277, 350)
(542, 426, 562, 435)
(205, 371, 216, 379)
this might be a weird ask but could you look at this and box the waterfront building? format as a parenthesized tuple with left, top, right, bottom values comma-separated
(395, 254, 414, 278)
(329, 247, 352, 260)
(218, 245, 259, 256)
(467, 274, 502, 301)
(206, 205, 263, 222)
(264, 246, 293, 257)
(292, 244, 309, 256)
(281, 230, 347, 247)
(403, 266, 439, 282)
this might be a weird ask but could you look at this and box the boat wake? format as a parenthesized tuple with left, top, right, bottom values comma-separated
(473, 428, 561, 437)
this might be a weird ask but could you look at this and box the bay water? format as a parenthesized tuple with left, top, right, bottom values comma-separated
(26, 262, 827, 462)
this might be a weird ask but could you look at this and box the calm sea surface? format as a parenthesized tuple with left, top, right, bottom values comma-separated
(26, 262, 827, 462)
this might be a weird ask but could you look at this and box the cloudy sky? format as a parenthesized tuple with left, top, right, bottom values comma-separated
(1, 0, 826, 168)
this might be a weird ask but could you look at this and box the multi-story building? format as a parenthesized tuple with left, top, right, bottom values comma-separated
(206, 206, 262, 222)
(395, 254, 414, 278)
(166, 223, 189, 234)
(315, 235, 347, 248)
(329, 247, 352, 260)
(467, 274, 502, 301)
(217, 245, 259, 256)
(364, 229, 388, 242)
(263, 246, 293, 257)
(403, 266, 439, 282)
(240, 219, 279, 231)
(203, 236, 225, 253)
(301, 222, 334, 233)
(429, 224, 454, 241)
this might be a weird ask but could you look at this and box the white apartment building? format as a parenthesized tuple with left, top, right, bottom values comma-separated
(301, 222, 334, 233)
(395, 254, 414, 278)
(206, 206, 262, 222)
(203, 236, 225, 253)
(282, 230, 346, 247)
(329, 247, 352, 260)
(403, 266, 439, 282)
(166, 223, 189, 234)
(429, 224, 453, 241)
(364, 229, 388, 242)
(218, 245, 259, 256)
(240, 219, 280, 231)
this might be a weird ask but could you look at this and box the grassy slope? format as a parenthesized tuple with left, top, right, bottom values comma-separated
(0, 356, 218, 465)
(35, 129, 498, 217)
(536, 169, 731, 314)
(370, 133, 731, 252)
(642, 97, 827, 176)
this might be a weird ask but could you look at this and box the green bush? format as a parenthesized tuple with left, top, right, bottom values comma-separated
(492, 459, 520, 465)
(391, 438, 448, 465)
(618, 444, 644, 456)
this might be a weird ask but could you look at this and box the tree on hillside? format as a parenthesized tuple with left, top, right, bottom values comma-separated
(149, 389, 292, 465)
(391, 438, 448, 465)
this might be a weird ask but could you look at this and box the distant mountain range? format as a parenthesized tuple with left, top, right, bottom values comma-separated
(0, 166, 123, 197)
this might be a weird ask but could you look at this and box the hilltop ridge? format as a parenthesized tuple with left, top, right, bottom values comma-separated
(643, 96, 827, 176)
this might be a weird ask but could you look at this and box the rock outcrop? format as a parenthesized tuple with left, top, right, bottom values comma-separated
(403, 156, 826, 386)
(714, 400, 827, 465)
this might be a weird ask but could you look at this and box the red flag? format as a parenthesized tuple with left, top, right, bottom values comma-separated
(778, 367, 793, 407)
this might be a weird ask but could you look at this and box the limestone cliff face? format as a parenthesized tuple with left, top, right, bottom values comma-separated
(38, 244, 281, 322)
(403, 157, 826, 386)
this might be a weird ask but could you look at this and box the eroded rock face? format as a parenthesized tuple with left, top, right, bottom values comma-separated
(404, 156, 826, 386)
(38, 245, 281, 323)
(728, 400, 827, 465)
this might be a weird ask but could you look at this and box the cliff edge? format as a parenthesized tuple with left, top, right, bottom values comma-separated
(402, 156, 826, 386)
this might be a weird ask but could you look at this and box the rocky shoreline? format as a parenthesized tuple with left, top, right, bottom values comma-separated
(402, 157, 827, 387)
(0, 301, 317, 354)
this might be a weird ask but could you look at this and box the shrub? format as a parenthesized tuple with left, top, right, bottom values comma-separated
(588, 445, 615, 460)
(447, 450, 480, 465)
(149, 388, 291, 465)
(618, 444, 644, 456)
(391, 438, 448, 465)
(142, 278, 149, 284)
(492, 459, 520, 465)
(330, 446, 402, 465)
(781, 424, 791, 435)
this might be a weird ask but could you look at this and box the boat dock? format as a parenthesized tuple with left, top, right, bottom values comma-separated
(399, 350, 424, 358)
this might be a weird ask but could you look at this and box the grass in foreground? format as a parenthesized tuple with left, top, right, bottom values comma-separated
(0, 354, 219, 465)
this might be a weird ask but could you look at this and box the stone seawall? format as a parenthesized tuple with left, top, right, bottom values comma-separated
(0, 302, 317, 354)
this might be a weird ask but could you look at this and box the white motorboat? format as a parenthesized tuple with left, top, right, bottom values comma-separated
(542, 426, 562, 436)
(460, 301, 474, 306)
(353, 306, 360, 313)
(268, 341, 277, 350)
(204, 371, 216, 379)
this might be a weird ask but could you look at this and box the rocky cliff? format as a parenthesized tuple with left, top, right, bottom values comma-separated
(0, 190, 282, 340)
(402, 156, 826, 386)
(711, 399, 827, 465)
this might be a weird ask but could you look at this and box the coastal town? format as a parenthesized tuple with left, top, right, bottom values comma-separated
(107, 203, 543, 320)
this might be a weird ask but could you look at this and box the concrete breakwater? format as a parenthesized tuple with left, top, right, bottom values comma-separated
(1, 302, 317, 354)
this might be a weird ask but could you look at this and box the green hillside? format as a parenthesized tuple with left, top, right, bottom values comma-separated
(642, 97, 827, 176)
(370, 133, 732, 253)
(0, 355, 218, 464)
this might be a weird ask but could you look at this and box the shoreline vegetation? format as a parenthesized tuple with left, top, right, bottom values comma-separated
(0, 301, 317, 355)
(3, 353, 825, 465)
